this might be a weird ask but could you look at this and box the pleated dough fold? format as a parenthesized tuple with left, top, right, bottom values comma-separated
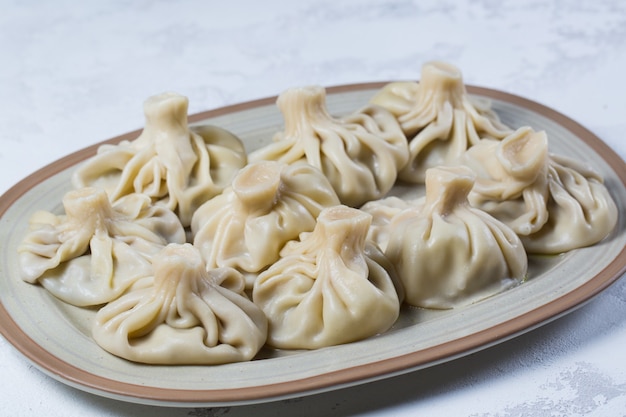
(384, 166, 527, 309)
(460, 126, 618, 253)
(18, 187, 186, 306)
(252, 205, 403, 349)
(250, 85, 408, 207)
(370, 61, 512, 183)
(92, 243, 267, 365)
(72, 92, 247, 226)
(191, 160, 340, 288)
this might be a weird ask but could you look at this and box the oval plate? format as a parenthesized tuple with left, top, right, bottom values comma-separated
(1, 83, 625, 407)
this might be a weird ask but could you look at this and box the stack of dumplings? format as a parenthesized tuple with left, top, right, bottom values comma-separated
(17, 60, 618, 366)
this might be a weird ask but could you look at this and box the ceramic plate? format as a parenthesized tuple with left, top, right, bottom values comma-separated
(1, 83, 625, 407)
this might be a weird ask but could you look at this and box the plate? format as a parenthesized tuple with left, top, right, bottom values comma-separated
(1, 83, 625, 407)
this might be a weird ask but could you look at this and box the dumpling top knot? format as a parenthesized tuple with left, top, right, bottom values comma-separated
(140, 92, 190, 139)
(422, 164, 475, 216)
(231, 160, 284, 211)
(279, 85, 333, 135)
(403, 61, 467, 126)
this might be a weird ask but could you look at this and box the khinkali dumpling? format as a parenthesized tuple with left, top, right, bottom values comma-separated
(249, 85, 408, 207)
(92, 243, 267, 365)
(460, 126, 551, 236)
(191, 160, 340, 289)
(72, 92, 247, 226)
(17, 187, 186, 306)
(359, 196, 414, 251)
(384, 166, 527, 309)
(252, 205, 403, 350)
(461, 126, 618, 253)
(370, 61, 512, 183)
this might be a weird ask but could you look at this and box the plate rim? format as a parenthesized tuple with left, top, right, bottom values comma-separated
(0, 82, 625, 406)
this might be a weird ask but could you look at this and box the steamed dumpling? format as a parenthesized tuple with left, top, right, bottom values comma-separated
(191, 160, 340, 289)
(92, 243, 267, 365)
(252, 205, 403, 350)
(72, 92, 247, 226)
(461, 126, 618, 253)
(521, 154, 618, 253)
(370, 61, 512, 183)
(249, 85, 409, 207)
(17, 187, 186, 306)
(359, 196, 415, 251)
(384, 166, 527, 309)
(460, 126, 551, 236)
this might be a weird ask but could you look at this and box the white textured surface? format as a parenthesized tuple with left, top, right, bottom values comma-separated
(1, 1, 625, 416)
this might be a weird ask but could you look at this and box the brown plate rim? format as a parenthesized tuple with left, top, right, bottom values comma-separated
(0, 82, 625, 406)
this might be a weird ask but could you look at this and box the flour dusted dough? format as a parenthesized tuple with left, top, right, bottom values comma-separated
(370, 61, 512, 183)
(72, 92, 247, 226)
(384, 166, 527, 309)
(92, 243, 267, 365)
(461, 126, 618, 253)
(18, 187, 186, 306)
(191, 160, 340, 289)
(249, 85, 408, 207)
(252, 205, 402, 349)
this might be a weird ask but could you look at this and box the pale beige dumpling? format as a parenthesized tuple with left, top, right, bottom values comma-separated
(359, 196, 415, 251)
(92, 243, 267, 365)
(370, 61, 512, 183)
(460, 126, 618, 253)
(385, 166, 527, 309)
(249, 85, 409, 207)
(460, 126, 551, 236)
(252, 205, 403, 350)
(72, 92, 247, 226)
(191, 160, 340, 289)
(18, 187, 186, 307)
